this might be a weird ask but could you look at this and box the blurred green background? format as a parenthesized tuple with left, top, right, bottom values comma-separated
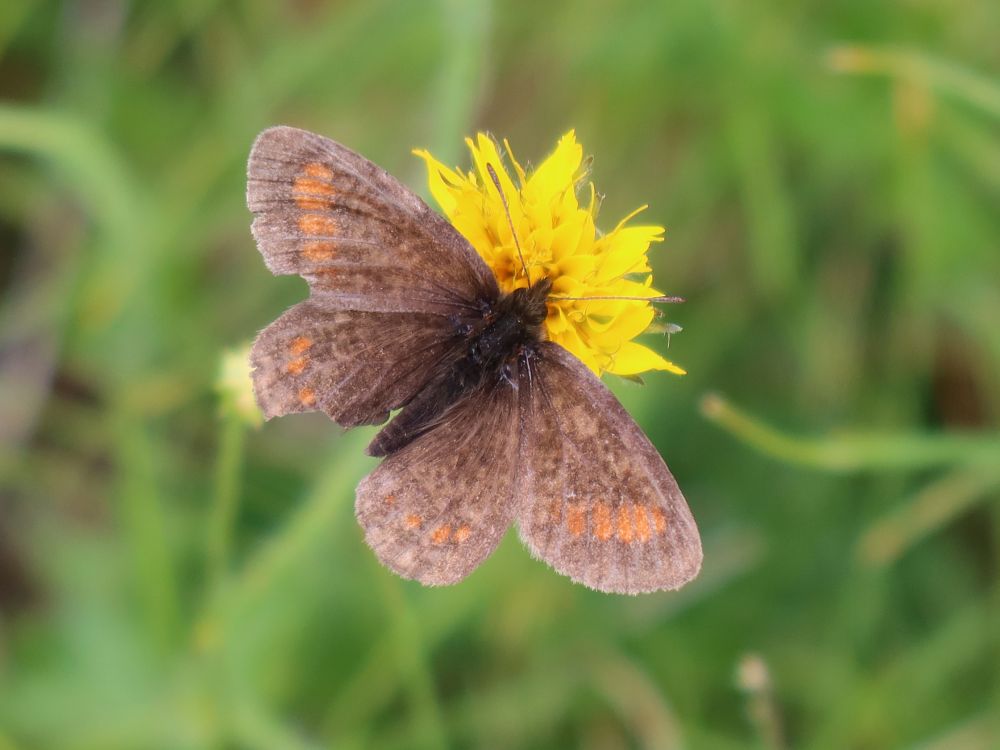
(2, 1, 999, 748)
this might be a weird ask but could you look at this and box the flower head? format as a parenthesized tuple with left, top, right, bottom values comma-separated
(217, 343, 263, 427)
(414, 131, 684, 377)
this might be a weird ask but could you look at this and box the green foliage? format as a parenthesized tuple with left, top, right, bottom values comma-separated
(1, 1, 998, 748)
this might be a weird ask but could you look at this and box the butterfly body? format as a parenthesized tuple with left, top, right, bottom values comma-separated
(247, 126, 702, 594)
(368, 278, 551, 457)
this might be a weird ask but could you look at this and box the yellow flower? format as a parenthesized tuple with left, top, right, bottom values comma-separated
(414, 131, 685, 377)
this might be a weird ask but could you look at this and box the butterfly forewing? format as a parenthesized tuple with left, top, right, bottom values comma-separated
(355, 382, 520, 585)
(516, 343, 701, 594)
(247, 126, 497, 315)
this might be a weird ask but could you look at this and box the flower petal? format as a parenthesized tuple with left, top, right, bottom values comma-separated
(503, 138, 528, 187)
(467, 134, 521, 220)
(594, 304, 656, 342)
(526, 130, 583, 212)
(412, 149, 467, 218)
(606, 341, 686, 376)
(594, 224, 665, 282)
(553, 324, 602, 375)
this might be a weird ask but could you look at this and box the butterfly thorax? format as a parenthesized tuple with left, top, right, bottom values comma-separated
(366, 278, 552, 457)
(470, 278, 551, 364)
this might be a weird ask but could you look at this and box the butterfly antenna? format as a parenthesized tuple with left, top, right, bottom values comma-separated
(486, 163, 530, 283)
(548, 294, 686, 304)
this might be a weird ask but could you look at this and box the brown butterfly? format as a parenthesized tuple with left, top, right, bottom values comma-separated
(247, 126, 701, 594)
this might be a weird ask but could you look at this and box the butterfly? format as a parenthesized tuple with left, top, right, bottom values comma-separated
(246, 126, 701, 594)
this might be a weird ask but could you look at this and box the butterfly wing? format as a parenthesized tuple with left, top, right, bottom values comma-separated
(250, 297, 460, 424)
(247, 126, 497, 313)
(247, 126, 497, 423)
(516, 343, 701, 594)
(354, 381, 519, 585)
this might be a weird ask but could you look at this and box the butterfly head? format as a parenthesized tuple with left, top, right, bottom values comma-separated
(508, 277, 553, 329)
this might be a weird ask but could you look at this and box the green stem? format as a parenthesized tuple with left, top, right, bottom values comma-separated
(701, 393, 1000, 471)
(206, 412, 247, 593)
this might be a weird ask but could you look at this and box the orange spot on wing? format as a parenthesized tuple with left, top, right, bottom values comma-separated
(405, 514, 422, 529)
(286, 357, 308, 375)
(298, 213, 337, 236)
(453, 524, 471, 543)
(633, 504, 651, 542)
(384, 494, 396, 506)
(297, 387, 316, 407)
(431, 524, 452, 544)
(293, 175, 337, 210)
(616, 505, 634, 543)
(302, 240, 337, 262)
(289, 336, 312, 355)
(566, 504, 586, 538)
(303, 162, 334, 179)
(593, 502, 613, 541)
(651, 506, 667, 535)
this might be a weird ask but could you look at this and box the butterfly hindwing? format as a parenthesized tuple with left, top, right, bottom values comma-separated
(355, 381, 520, 585)
(250, 296, 459, 425)
(247, 125, 498, 316)
(516, 343, 702, 594)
